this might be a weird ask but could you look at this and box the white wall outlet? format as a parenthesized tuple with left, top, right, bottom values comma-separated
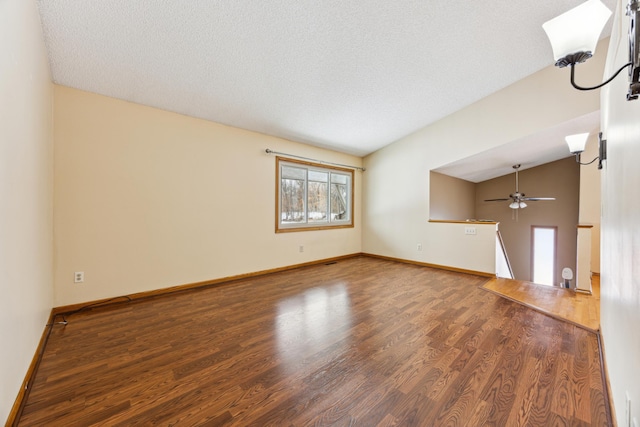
(464, 226, 477, 235)
(417, 243, 422, 251)
(299, 245, 304, 253)
(74, 271, 84, 283)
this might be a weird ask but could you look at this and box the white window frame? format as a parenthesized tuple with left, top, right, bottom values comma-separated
(276, 157, 354, 233)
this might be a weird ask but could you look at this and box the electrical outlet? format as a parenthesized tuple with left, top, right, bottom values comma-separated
(464, 227, 477, 235)
(74, 271, 84, 283)
(299, 245, 304, 253)
(417, 243, 422, 251)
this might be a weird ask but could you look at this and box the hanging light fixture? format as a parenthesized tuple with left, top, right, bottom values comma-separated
(509, 201, 527, 210)
(542, 0, 640, 100)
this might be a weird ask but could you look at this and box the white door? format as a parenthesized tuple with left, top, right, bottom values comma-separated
(531, 226, 557, 286)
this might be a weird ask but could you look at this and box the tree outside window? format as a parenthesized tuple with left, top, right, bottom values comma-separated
(276, 158, 353, 232)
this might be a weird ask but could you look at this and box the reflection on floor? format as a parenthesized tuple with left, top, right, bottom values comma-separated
(481, 275, 600, 332)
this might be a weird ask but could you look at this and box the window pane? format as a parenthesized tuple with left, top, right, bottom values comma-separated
(331, 173, 348, 185)
(308, 170, 328, 182)
(532, 227, 555, 286)
(277, 158, 353, 232)
(281, 178, 305, 223)
(282, 166, 306, 180)
(330, 180, 349, 221)
(308, 181, 328, 222)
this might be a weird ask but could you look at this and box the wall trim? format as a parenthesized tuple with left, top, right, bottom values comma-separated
(52, 253, 361, 316)
(52, 253, 493, 317)
(429, 219, 498, 225)
(9, 253, 363, 425)
(598, 331, 616, 427)
(11, 251, 491, 424)
(361, 253, 495, 277)
(7, 310, 56, 426)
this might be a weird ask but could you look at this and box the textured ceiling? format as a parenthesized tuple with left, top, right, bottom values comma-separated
(36, 0, 616, 157)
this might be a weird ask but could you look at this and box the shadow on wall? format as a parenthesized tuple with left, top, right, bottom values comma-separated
(430, 157, 580, 283)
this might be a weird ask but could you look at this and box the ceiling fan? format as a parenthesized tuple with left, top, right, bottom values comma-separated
(484, 164, 555, 210)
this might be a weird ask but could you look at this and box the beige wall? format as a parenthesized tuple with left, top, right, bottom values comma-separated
(362, 39, 608, 273)
(53, 86, 362, 306)
(429, 172, 475, 220)
(0, 0, 53, 422)
(600, 0, 640, 424)
(475, 158, 580, 283)
(578, 133, 601, 273)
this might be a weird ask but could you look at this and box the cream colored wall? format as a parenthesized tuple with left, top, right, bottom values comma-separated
(53, 86, 362, 306)
(0, 0, 53, 422)
(362, 39, 608, 273)
(578, 133, 601, 273)
(426, 222, 497, 273)
(600, 1, 640, 424)
(429, 171, 475, 220)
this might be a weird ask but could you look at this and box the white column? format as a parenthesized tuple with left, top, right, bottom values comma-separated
(576, 225, 593, 293)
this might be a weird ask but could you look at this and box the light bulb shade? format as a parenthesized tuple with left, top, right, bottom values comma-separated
(565, 132, 589, 154)
(542, 0, 612, 64)
(509, 201, 527, 209)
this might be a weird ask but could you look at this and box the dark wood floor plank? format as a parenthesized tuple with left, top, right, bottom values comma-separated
(478, 315, 535, 425)
(17, 256, 611, 426)
(551, 351, 576, 419)
(505, 351, 546, 426)
(573, 330, 595, 424)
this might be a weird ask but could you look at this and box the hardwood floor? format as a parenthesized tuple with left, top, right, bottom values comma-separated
(17, 257, 611, 426)
(481, 276, 600, 332)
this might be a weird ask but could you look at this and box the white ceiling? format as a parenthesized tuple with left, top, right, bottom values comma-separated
(434, 111, 602, 182)
(36, 0, 616, 158)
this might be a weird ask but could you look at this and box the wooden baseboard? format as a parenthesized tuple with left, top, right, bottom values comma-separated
(597, 332, 616, 427)
(11, 253, 363, 425)
(52, 253, 494, 316)
(361, 253, 495, 278)
(14, 252, 489, 425)
(52, 253, 362, 316)
(6, 310, 56, 426)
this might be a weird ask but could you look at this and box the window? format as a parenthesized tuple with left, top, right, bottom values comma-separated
(276, 157, 354, 232)
(531, 226, 557, 286)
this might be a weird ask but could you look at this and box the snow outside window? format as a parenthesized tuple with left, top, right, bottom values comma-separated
(276, 158, 353, 232)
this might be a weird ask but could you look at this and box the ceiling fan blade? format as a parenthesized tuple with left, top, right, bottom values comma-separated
(484, 198, 511, 202)
(522, 197, 556, 201)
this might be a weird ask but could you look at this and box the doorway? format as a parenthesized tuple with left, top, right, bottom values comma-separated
(531, 226, 557, 286)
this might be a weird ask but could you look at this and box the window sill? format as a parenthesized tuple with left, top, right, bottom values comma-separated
(276, 224, 354, 233)
(429, 219, 498, 225)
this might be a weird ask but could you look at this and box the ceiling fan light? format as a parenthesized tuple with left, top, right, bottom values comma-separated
(519, 201, 527, 209)
(509, 201, 520, 209)
(566, 132, 590, 154)
(542, 0, 612, 64)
